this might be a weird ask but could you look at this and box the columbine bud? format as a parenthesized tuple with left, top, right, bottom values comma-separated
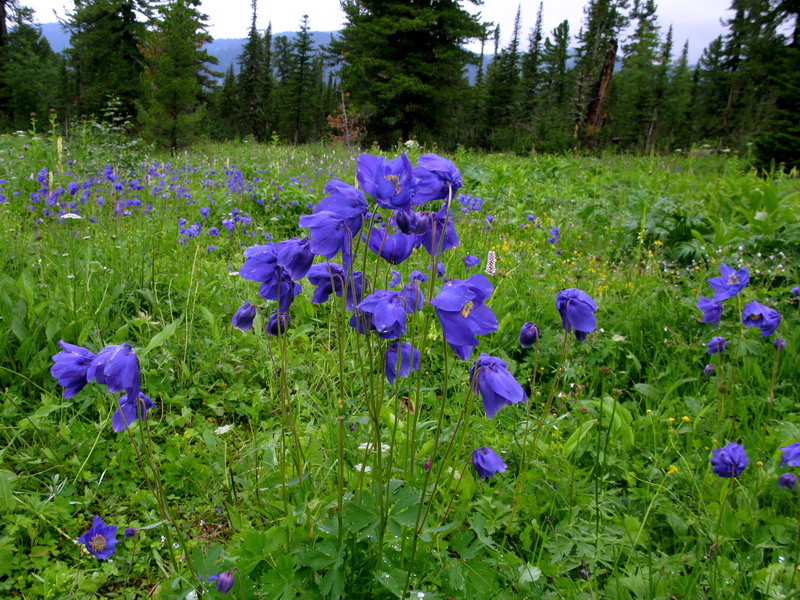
(231, 301, 257, 331)
(216, 570, 235, 594)
(395, 209, 418, 234)
(518, 322, 540, 348)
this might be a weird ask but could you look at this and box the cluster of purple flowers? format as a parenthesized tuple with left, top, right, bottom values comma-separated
(50, 341, 153, 433)
(711, 441, 800, 494)
(696, 263, 785, 372)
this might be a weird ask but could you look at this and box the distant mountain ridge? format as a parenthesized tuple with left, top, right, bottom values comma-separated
(36, 22, 506, 83)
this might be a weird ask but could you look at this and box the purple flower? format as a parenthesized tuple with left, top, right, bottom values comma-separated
(266, 312, 291, 336)
(417, 205, 459, 256)
(707, 336, 727, 354)
(696, 297, 723, 328)
(708, 264, 749, 302)
(384, 342, 421, 385)
(519, 322, 540, 348)
(463, 255, 480, 272)
(124, 527, 137, 538)
(555, 289, 597, 342)
(547, 226, 559, 245)
(208, 570, 235, 594)
(411, 153, 462, 205)
(307, 263, 366, 309)
(394, 209, 418, 234)
(357, 153, 417, 211)
(780, 442, 800, 467)
(742, 300, 781, 337)
(232, 301, 257, 331)
(366, 226, 415, 265)
(409, 269, 427, 282)
(200, 207, 210, 219)
(112, 392, 155, 433)
(774, 337, 786, 351)
(353, 284, 423, 339)
(710, 442, 748, 478)
(431, 274, 498, 360)
(77, 516, 118, 560)
(471, 446, 507, 479)
(469, 353, 526, 419)
(87, 344, 141, 400)
(778, 473, 797, 490)
(790, 286, 799, 297)
(275, 237, 314, 280)
(240, 244, 301, 312)
(51, 341, 95, 399)
(390, 270, 402, 288)
(703, 363, 715, 376)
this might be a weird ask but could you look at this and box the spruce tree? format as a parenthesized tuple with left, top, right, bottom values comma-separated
(334, 0, 483, 146)
(237, 0, 266, 140)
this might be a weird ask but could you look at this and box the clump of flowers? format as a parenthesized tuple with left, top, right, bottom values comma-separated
(710, 442, 748, 478)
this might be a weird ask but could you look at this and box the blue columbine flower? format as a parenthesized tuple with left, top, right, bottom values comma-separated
(51, 341, 95, 399)
(555, 288, 597, 342)
(87, 344, 141, 400)
(112, 392, 155, 433)
(471, 446, 507, 479)
(307, 263, 366, 310)
(411, 153, 462, 205)
(778, 473, 797, 490)
(417, 205, 459, 256)
(469, 353, 526, 419)
(742, 300, 781, 337)
(366, 226, 416, 265)
(431, 274, 498, 360)
(519, 322, 540, 348)
(547, 226, 559, 245)
(409, 269, 427, 282)
(124, 527, 137, 538)
(696, 296, 723, 328)
(208, 570, 235, 594)
(707, 336, 727, 354)
(708, 264, 749, 302)
(231, 301, 257, 331)
(275, 237, 314, 281)
(710, 442, 748, 478)
(266, 312, 291, 336)
(780, 442, 800, 467)
(77, 516, 118, 560)
(357, 153, 417, 211)
(463, 255, 480, 272)
(353, 284, 423, 339)
(384, 342, 421, 385)
(390, 270, 402, 288)
(240, 244, 301, 312)
(703, 363, 715, 376)
(791, 286, 800, 297)
(774, 337, 786, 351)
(394, 209, 418, 234)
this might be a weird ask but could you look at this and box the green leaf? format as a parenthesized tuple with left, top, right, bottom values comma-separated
(0, 471, 16, 512)
(142, 315, 184, 356)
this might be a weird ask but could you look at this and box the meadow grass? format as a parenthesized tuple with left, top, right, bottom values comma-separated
(0, 131, 799, 599)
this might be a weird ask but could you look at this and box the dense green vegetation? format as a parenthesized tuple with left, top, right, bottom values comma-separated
(0, 0, 799, 165)
(0, 128, 799, 598)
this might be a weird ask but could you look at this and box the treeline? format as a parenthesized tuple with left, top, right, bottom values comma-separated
(0, 0, 798, 166)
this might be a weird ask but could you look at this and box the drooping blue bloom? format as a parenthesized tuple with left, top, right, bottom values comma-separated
(555, 288, 597, 342)
(357, 153, 417, 211)
(51, 341, 95, 399)
(436, 261, 446, 278)
(696, 296, 723, 328)
(409, 270, 427, 282)
(432, 274, 498, 360)
(778, 473, 797, 490)
(275, 237, 314, 280)
(547, 226, 559, 245)
(774, 337, 786, 351)
(266, 312, 291, 336)
(703, 363, 715, 376)
(780, 442, 800, 467)
(112, 392, 156, 433)
(390, 270, 402, 288)
(710, 442, 748, 478)
(519, 322, 540, 348)
(366, 226, 415, 265)
(411, 153, 462, 205)
(394, 209, 418, 235)
(306, 263, 366, 310)
(353, 284, 423, 339)
(417, 205, 459, 256)
(240, 244, 301, 312)
(708, 264, 749, 302)
(471, 446, 507, 479)
(707, 336, 727, 354)
(87, 344, 141, 400)
(207, 570, 235, 594)
(469, 353, 526, 419)
(792, 286, 800, 297)
(231, 301, 257, 331)
(384, 342, 421, 385)
(463, 255, 480, 272)
(124, 527, 137, 538)
(742, 300, 781, 337)
(77, 516, 118, 560)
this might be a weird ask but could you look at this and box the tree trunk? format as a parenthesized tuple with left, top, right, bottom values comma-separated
(582, 39, 617, 148)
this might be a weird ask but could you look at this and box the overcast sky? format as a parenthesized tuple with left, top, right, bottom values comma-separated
(29, 0, 734, 63)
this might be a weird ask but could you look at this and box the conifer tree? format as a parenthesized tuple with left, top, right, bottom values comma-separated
(237, 0, 266, 140)
(536, 19, 573, 150)
(520, 2, 544, 119)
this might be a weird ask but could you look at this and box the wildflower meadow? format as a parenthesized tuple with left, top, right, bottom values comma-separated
(1, 130, 799, 599)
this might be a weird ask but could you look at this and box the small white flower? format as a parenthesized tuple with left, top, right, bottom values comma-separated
(353, 463, 372, 473)
(61, 213, 82, 219)
(214, 424, 233, 435)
